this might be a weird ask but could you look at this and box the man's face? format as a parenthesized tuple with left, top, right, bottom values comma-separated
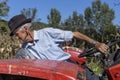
(14, 26, 29, 42)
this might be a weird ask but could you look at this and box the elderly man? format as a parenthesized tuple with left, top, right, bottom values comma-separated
(8, 14, 108, 59)
(8, 14, 109, 80)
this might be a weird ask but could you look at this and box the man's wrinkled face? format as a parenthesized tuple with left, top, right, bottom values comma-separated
(13, 26, 29, 42)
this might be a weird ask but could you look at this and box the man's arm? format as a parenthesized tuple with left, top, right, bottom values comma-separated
(73, 31, 109, 53)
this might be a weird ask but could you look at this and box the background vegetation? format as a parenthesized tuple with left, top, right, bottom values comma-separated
(0, 0, 120, 76)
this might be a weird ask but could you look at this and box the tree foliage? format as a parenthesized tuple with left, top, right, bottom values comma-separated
(0, 20, 9, 33)
(84, 0, 116, 42)
(0, 0, 9, 33)
(47, 8, 61, 28)
(21, 8, 45, 30)
(0, 0, 9, 17)
(64, 11, 85, 32)
(21, 8, 37, 21)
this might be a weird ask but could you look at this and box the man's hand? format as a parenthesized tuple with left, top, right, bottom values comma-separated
(95, 42, 109, 53)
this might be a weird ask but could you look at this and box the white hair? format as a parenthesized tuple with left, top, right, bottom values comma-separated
(19, 23, 32, 31)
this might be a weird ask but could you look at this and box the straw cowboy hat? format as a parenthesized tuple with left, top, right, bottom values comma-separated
(8, 14, 31, 36)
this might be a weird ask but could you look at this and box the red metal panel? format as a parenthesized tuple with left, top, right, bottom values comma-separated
(107, 64, 120, 80)
(64, 47, 86, 64)
(0, 59, 86, 80)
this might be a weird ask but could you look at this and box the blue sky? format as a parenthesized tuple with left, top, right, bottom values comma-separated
(4, 0, 120, 25)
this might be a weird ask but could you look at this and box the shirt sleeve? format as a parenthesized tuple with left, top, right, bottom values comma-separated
(43, 28, 73, 42)
(15, 48, 31, 59)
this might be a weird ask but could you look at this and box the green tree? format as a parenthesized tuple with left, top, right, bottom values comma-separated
(74, 13, 85, 33)
(0, 20, 9, 33)
(21, 8, 37, 21)
(47, 8, 61, 28)
(63, 12, 86, 48)
(0, 0, 9, 33)
(0, 0, 9, 17)
(21, 8, 44, 30)
(64, 11, 85, 32)
(32, 22, 47, 30)
(63, 16, 73, 30)
(84, 0, 116, 42)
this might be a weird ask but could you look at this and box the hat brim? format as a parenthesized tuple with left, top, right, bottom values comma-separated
(10, 18, 31, 36)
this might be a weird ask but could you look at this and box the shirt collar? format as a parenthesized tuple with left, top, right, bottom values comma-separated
(34, 30, 39, 41)
(23, 30, 39, 48)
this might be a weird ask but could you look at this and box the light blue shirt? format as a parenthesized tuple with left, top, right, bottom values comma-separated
(22, 28, 73, 61)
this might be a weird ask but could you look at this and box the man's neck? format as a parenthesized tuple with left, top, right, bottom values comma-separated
(28, 31, 34, 43)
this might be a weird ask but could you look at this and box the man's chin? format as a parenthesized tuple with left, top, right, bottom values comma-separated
(23, 40, 29, 43)
(19, 39, 32, 43)
(19, 39, 28, 43)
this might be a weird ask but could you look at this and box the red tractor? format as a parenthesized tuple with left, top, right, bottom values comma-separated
(0, 38, 119, 80)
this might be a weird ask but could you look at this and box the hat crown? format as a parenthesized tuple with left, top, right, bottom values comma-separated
(8, 14, 31, 36)
(8, 14, 26, 30)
